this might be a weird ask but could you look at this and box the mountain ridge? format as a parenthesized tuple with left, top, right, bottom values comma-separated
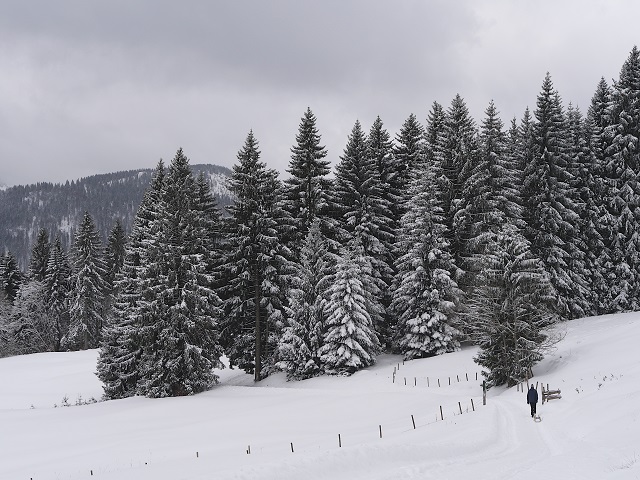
(0, 164, 234, 268)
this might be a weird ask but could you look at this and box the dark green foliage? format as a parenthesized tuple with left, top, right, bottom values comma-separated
(391, 153, 462, 359)
(0, 252, 23, 304)
(45, 236, 72, 351)
(282, 108, 333, 257)
(64, 211, 109, 351)
(331, 121, 394, 342)
(220, 132, 292, 381)
(278, 220, 335, 379)
(471, 228, 558, 387)
(29, 228, 50, 281)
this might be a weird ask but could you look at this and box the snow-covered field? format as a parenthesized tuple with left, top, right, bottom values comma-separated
(1, 313, 639, 480)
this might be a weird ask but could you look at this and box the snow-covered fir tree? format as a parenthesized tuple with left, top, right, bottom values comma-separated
(390, 113, 425, 220)
(64, 211, 109, 351)
(586, 78, 615, 314)
(424, 102, 446, 166)
(602, 46, 640, 312)
(135, 149, 224, 397)
(278, 219, 335, 380)
(44, 235, 72, 351)
(282, 108, 334, 257)
(566, 103, 600, 316)
(9, 280, 57, 354)
(459, 101, 523, 290)
(470, 227, 558, 387)
(220, 132, 292, 381)
(391, 154, 462, 359)
(523, 73, 588, 320)
(319, 243, 381, 374)
(29, 228, 50, 282)
(435, 94, 480, 286)
(97, 161, 166, 399)
(0, 252, 23, 305)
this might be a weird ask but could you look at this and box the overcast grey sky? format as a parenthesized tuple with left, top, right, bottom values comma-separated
(0, 0, 638, 187)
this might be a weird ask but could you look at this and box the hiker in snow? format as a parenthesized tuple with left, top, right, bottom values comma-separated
(527, 385, 538, 417)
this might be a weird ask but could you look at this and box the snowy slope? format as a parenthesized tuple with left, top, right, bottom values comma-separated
(1, 313, 639, 480)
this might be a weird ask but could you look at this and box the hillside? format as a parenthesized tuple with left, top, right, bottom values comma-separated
(1, 313, 638, 479)
(0, 164, 233, 268)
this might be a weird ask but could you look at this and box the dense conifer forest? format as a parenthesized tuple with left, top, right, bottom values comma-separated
(1, 46, 639, 395)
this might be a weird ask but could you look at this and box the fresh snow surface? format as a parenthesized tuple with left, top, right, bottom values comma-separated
(1, 313, 639, 480)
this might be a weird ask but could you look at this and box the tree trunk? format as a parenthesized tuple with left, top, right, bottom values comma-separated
(254, 274, 261, 382)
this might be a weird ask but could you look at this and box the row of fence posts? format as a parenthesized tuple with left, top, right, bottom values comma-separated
(392, 366, 480, 388)
(244, 397, 479, 455)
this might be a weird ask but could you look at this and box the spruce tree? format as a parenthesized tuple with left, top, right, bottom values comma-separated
(523, 74, 588, 320)
(458, 102, 513, 255)
(603, 46, 640, 312)
(332, 120, 394, 344)
(10, 280, 56, 354)
(64, 211, 109, 350)
(319, 244, 380, 374)
(220, 132, 291, 381)
(282, 108, 333, 257)
(135, 149, 224, 397)
(278, 220, 335, 380)
(29, 228, 50, 282)
(391, 154, 462, 359)
(97, 162, 165, 399)
(471, 228, 558, 387)
(0, 252, 22, 305)
(390, 113, 425, 220)
(45, 236, 72, 351)
(587, 78, 615, 313)
(435, 94, 480, 277)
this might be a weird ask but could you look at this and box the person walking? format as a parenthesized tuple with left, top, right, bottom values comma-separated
(527, 384, 539, 418)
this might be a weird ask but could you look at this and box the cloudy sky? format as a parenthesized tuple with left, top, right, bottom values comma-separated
(0, 0, 638, 187)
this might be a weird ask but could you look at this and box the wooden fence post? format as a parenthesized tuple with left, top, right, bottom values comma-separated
(483, 381, 487, 405)
(440, 405, 444, 420)
(411, 415, 416, 429)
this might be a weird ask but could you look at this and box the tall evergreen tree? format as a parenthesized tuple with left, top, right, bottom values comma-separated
(566, 103, 600, 316)
(424, 102, 446, 162)
(282, 108, 333, 256)
(319, 245, 381, 374)
(64, 211, 109, 350)
(471, 227, 558, 387)
(391, 153, 462, 359)
(220, 132, 292, 381)
(278, 219, 335, 380)
(523, 74, 588, 320)
(29, 228, 50, 282)
(390, 113, 425, 220)
(45, 235, 72, 351)
(135, 149, 224, 397)
(461, 102, 523, 280)
(10, 280, 57, 354)
(0, 252, 22, 304)
(332, 120, 394, 344)
(603, 46, 640, 312)
(97, 162, 166, 399)
(435, 94, 480, 283)
(587, 78, 615, 313)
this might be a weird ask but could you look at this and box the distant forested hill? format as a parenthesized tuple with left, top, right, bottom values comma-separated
(0, 164, 233, 269)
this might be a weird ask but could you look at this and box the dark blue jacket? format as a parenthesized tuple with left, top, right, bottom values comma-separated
(527, 387, 538, 404)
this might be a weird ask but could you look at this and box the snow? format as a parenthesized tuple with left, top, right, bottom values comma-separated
(1, 313, 639, 479)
